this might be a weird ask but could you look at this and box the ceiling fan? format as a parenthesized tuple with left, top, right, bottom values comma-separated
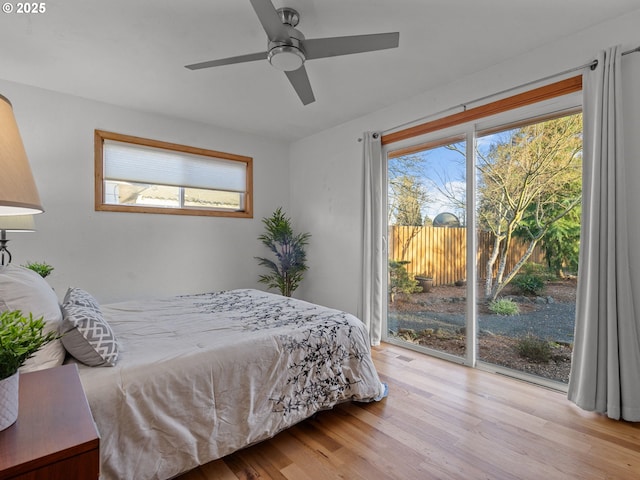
(185, 0, 400, 105)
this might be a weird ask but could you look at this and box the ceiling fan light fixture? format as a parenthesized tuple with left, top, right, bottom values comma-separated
(185, 1, 400, 105)
(268, 45, 305, 71)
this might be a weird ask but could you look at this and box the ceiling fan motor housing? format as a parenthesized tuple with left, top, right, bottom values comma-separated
(267, 18, 306, 71)
(277, 7, 299, 27)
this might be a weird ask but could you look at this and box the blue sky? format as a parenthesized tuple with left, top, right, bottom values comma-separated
(389, 129, 518, 225)
(390, 140, 467, 223)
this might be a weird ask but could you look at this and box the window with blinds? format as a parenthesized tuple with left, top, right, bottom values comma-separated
(94, 130, 253, 218)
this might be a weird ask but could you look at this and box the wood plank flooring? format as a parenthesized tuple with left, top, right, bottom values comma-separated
(176, 343, 640, 479)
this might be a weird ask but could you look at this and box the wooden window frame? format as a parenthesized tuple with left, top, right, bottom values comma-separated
(381, 76, 582, 146)
(95, 130, 253, 218)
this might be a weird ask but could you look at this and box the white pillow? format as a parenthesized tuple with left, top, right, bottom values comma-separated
(0, 264, 65, 372)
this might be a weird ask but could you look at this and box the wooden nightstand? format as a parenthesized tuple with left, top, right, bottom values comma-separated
(0, 364, 100, 480)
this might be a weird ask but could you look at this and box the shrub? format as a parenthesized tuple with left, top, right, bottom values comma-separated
(389, 260, 421, 297)
(516, 334, 552, 363)
(512, 263, 551, 296)
(512, 273, 545, 296)
(488, 298, 520, 316)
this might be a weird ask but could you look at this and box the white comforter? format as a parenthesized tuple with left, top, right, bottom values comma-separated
(73, 289, 384, 480)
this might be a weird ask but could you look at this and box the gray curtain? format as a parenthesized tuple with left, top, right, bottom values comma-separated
(568, 45, 640, 421)
(359, 132, 384, 345)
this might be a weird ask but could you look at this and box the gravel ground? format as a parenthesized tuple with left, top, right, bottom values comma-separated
(388, 302, 576, 344)
(387, 282, 577, 382)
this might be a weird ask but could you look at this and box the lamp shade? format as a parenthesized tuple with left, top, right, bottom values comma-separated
(0, 95, 43, 215)
(0, 214, 35, 231)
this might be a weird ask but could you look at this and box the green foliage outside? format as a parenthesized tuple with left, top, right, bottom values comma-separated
(255, 207, 310, 297)
(477, 114, 583, 300)
(512, 273, 545, 296)
(488, 298, 520, 316)
(388, 154, 431, 227)
(541, 203, 581, 277)
(517, 262, 556, 280)
(22, 261, 54, 278)
(388, 172, 429, 260)
(389, 260, 422, 300)
(516, 183, 582, 278)
(511, 263, 549, 296)
(515, 333, 553, 363)
(393, 175, 426, 226)
(0, 310, 59, 380)
(387, 114, 582, 299)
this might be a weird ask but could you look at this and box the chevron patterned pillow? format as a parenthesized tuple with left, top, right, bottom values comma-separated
(63, 287, 101, 312)
(61, 300, 119, 367)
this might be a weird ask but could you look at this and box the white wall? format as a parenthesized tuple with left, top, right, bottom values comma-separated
(289, 9, 640, 316)
(1, 79, 290, 303)
(5, 10, 640, 312)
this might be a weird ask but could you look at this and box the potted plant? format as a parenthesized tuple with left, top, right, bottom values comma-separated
(255, 207, 311, 297)
(0, 310, 59, 431)
(414, 272, 434, 293)
(22, 260, 54, 278)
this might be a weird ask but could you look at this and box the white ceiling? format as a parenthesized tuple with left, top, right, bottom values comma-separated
(1, 0, 639, 142)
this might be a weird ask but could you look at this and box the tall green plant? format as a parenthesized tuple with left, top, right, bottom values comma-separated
(255, 207, 310, 297)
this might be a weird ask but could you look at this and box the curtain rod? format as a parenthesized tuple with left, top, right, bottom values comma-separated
(379, 44, 640, 137)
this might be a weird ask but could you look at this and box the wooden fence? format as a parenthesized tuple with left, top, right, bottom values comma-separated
(389, 225, 545, 286)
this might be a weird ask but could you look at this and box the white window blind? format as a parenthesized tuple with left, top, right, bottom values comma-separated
(103, 140, 247, 193)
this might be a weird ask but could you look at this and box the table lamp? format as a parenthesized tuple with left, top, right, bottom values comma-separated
(0, 214, 35, 265)
(0, 94, 44, 216)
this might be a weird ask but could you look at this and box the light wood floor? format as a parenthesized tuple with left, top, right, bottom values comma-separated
(177, 343, 640, 480)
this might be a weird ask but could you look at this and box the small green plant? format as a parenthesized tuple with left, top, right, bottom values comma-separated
(389, 260, 421, 300)
(488, 298, 520, 316)
(0, 310, 59, 380)
(255, 207, 311, 297)
(512, 273, 545, 296)
(516, 333, 552, 363)
(22, 261, 54, 278)
(512, 263, 552, 296)
(520, 262, 555, 280)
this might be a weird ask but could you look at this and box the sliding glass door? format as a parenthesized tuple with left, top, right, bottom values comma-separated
(474, 113, 581, 385)
(387, 137, 468, 362)
(384, 104, 582, 388)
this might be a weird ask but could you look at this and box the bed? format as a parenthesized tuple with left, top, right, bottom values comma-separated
(62, 288, 386, 480)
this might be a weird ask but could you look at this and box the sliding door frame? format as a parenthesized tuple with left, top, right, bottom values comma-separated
(382, 76, 583, 387)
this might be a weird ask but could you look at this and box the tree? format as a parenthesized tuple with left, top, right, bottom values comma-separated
(388, 154, 432, 260)
(395, 175, 425, 226)
(477, 114, 582, 300)
(255, 207, 311, 297)
(517, 186, 581, 277)
(388, 154, 430, 225)
(392, 175, 428, 260)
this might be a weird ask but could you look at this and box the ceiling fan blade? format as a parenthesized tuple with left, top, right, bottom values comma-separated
(285, 67, 315, 105)
(185, 52, 267, 70)
(249, 0, 289, 41)
(303, 32, 399, 60)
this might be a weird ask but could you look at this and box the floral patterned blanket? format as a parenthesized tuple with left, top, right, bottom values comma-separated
(73, 289, 384, 480)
